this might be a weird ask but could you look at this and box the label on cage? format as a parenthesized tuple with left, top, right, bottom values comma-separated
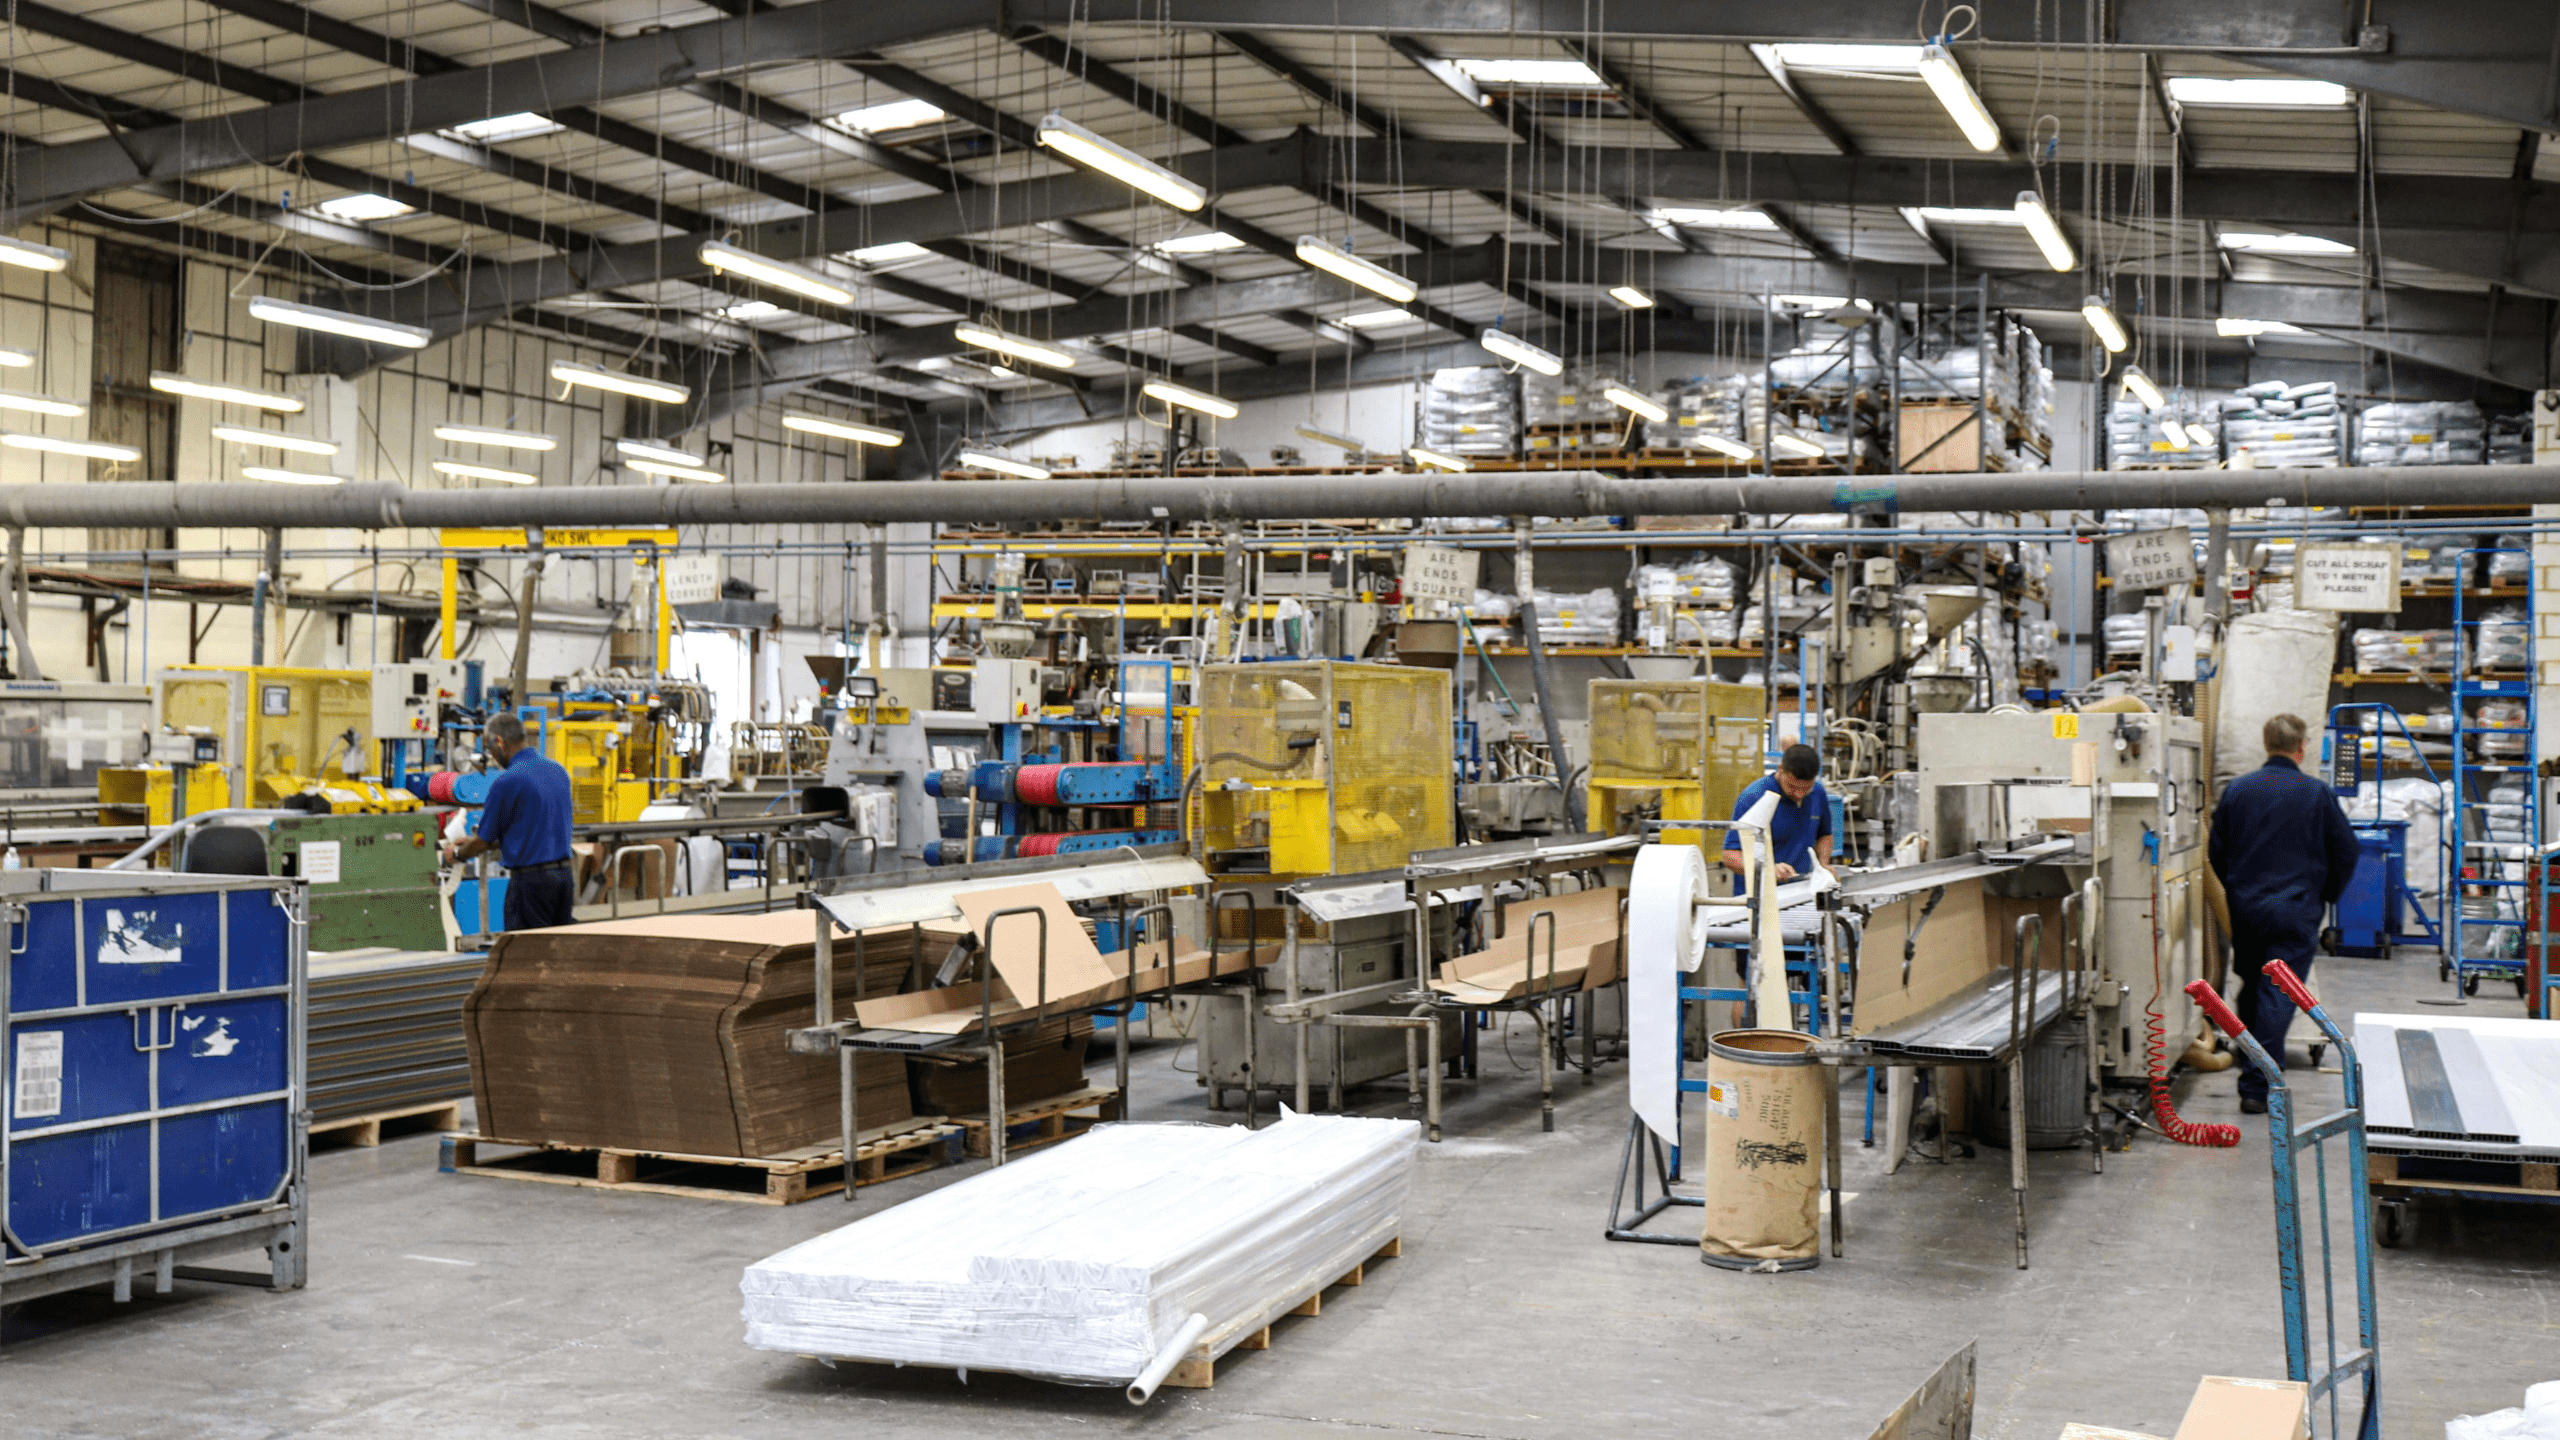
(1705, 1080, 1740, 1119)
(14, 1030, 62, 1120)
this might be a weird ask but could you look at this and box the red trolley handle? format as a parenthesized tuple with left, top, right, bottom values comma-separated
(2261, 959, 2321, 1015)
(2185, 979, 2246, 1038)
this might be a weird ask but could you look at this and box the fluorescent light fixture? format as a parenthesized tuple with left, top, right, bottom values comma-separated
(445, 112, 562, 143)
(2184, 423, 2218, 449)
(849, 241, 929, 265)
(2120, 368, 2166, 410)
(315, 192, 413, 223)
(1608, 285, 1656, 309)
(0, 431, 139, 462)
(550, 360, 688, 404)
(957, 450, 1052, 479)
(1407, 446, 1469, 473)
(150, 371, 303, 411)
(1452, 58, 1603, 87)
(1151, 231, 1246, 255)
(0, 235, 72, 273)
(1692, 432, 1757, 462)
(616, 438, 705, 468)
(2157, 418, 2191, 451)
(1911, 206, 2021, 227)
(433, 459, 537, 484)
(241, 465, 343, 485)
(1655, 206, 1778, 230)
(248, 296, 432, 350)
(1294, 235, 1418, 303)
(2165, 77, 2350, 109)
(698, 240, 853, 305)
(2216, 318, 2308, 337)
(1917, 43, 2002, 151)
(1605, 386, 1668, 424)
(2014, 191, 2075, 271)
(2081, 298, 2128, 353)
(0, 348, 32, 369)
(783, 414, 901, 446)
(1766, 43, 1924, 72)
(952, 322, 1076, 369)
(433, 423, 555, 451)
(1034, 112, 1205, 212)
(1142, 379, 1239, 419)
(1771, 432, 1827, 459)
(2217, 231, 2355, 256)
(1478, 328, 1563, 377)
(0, 389, 82, 418)
(212, 424, 338, 457)
(623, 458, 725, 483)
(716, 299, 783, 322)
(834, 98, 945, 134)
(1341, 308, 1417, 328)
(1295, 424, 1367, 452)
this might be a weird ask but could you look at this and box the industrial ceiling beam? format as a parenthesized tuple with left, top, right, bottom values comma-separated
(0, 0, 987, 230)
(1743, 45, 1859, 157)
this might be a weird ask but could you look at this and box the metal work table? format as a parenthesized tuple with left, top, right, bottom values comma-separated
(1262, 832, 1640, 1141)
(785, 845, 1240, 1196)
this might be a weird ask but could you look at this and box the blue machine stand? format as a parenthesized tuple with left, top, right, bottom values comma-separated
(2, 869, 309, 1318)
(2188, 967, 2380, 1440)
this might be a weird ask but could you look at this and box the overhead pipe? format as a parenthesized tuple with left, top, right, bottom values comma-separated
(0, 467, 2554, 529)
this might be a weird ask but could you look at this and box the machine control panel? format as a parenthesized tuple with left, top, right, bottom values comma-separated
(371, 661, 466, 739)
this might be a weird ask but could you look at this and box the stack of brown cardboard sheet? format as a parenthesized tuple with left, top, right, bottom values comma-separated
(1428, 887, 1625, 1004)
(465, 911, 956, 1156)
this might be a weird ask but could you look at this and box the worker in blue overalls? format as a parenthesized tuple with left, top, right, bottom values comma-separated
(1722, 743, 1833, 884)
(2208, 712, 2361, 1114)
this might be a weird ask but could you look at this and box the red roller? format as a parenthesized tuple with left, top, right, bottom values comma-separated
(1013, 764, 1067, 806)
(426, 771, 459, 804)
(1017, 832, 1064, 858)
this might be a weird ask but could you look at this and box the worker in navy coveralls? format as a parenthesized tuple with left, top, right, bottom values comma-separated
(446, 710, 579, 931)
(2208, 712, 2360, 1114)
(1723, 743, 1833, 882)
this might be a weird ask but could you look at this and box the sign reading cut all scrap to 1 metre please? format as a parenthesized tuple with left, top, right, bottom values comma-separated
(2295, 543, 2402, 613)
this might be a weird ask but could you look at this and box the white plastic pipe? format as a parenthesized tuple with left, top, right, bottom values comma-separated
(1126, 1311, 1210, 1405)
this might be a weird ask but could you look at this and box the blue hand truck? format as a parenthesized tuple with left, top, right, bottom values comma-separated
(2186, 966, 2380, 1440)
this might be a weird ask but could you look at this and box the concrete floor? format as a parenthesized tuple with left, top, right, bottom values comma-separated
(2, 951, 2551, 1439)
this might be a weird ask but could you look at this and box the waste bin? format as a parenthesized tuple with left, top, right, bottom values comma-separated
(1700, 1028, 1824, 1271)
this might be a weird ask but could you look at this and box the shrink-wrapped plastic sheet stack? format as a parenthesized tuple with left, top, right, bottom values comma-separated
(739, 1114, 1419, 1385)
(1634, 558, 1738, 607)
(2353, 400, 2485, 468)
(1420, 367, 1519, 457)
(1529, 587, 1621, 644)
(2353, 627, 2458, 674)
(2473, 605, 2530, 670)
(1648, 375, 1751, 451)
(2222, 381, 2343, 466)
(2486, 532, 2533, 587)
(1768, 329, 1880, 393)
(2107, 396, 2218, 468)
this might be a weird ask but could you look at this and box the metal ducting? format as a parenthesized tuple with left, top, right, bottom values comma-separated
(0, 466, 2550, 530)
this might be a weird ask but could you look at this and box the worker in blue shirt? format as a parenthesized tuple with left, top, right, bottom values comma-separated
(2208, 712, 2361, 1114)
(447, 711, 578, 931)
(1723, 744, 1833, 882)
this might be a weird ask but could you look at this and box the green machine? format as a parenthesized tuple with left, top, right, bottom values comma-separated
(261, 812, 447, 951)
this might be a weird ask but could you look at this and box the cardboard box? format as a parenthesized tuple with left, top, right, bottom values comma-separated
(2060, 1426, 2161, 1440)
(2171, 1377, 2309, 1440)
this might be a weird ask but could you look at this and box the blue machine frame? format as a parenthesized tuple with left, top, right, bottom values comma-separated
(2, 868, 308, 1314)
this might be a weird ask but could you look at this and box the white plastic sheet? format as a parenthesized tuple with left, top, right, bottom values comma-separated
(1627, 844, 1709, 1146)
(740, 1113, 1418, 1385)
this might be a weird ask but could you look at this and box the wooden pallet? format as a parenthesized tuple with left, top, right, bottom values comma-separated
(1164, 1236, 1403, 1390)
(956, 1086, 1124, 1159)
(2370, 1152, 2560, 1198)
(310, 1098, 464, 1149)
(439, 1122, 962, 1205)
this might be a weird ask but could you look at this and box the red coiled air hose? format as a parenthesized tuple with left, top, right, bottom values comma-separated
(2147, 865, 2240, 1147)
